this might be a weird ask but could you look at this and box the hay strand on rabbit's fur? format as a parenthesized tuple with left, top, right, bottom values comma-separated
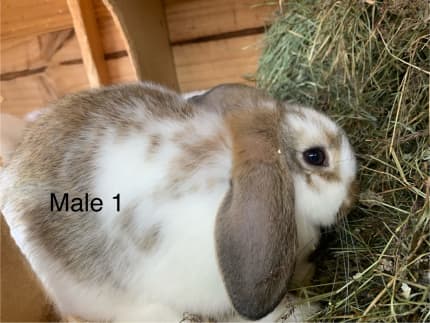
(257, 0, 429, 321)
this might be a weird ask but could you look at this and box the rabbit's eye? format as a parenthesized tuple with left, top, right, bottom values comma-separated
(303, 147, 326, 166)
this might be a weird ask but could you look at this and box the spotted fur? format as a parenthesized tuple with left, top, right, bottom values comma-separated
(0, 82, 357, 322)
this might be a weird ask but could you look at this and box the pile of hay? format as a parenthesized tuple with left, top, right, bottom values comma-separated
(257, 0, 429, 321)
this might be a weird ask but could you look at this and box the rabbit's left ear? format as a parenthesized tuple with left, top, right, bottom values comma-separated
(215, 109, 297, 320)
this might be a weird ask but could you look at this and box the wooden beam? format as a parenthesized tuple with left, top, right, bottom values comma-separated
(104, 0, 179, 90)
(0, 214, 60, 321)
(67, 0, 109, 87)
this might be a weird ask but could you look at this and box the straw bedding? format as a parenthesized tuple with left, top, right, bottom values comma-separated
(256, 0, 429, 321)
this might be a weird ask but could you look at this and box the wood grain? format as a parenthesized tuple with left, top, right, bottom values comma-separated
(164, 0, 275, 43)
(0, 2, 129, 73)
(173, 34, 263, 92)
(0, 0, 136, 116)
(1, 63, 89, 117)
(1, 215, 59, 322)
(1, 0, 72, 40)
(0, 1, 127, 60)
(94, 1, 128, 54)
(1, 0, 274, 115)
(106, 56, 136, 84)
(104, 0, 179, 89)
(0, 30, 77, 75)
(0, 55, 138, 117)
(67, 0, 109, 87)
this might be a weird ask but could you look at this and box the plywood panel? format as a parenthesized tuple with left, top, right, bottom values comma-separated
(0, 0, 136, 117)
(1, 55, 137, 117)
(173, 34, 263, 92)
(0, 29, 78, 75)
(106, 56, 136, 84)
(1, 0, 72, 40)
(0, 12, 129, 77)
(0, 0, 129, 58)
(1, 0, 271, 115)
(1, 63, 89, 117)
(164, 0, 275, 43)
(0, 29, 89, 116)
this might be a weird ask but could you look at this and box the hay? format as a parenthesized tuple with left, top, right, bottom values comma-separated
(256, 0, 430, 321)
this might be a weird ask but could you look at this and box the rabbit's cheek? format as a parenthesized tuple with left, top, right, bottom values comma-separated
(337, 178, 359, 219)
(294, 174, 345, 227)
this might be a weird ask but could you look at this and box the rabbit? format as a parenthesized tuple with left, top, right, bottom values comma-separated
(189, 84, 358, 287)
(0, 82, 357, 322)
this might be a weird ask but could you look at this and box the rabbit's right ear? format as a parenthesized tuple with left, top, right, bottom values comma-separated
(215, 109, 297, 320)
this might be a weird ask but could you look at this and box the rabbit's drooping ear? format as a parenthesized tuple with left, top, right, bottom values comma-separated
(215, 109, 297, 320)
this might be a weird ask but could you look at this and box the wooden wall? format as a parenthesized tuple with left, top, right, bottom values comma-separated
(1, 0, 276, 117)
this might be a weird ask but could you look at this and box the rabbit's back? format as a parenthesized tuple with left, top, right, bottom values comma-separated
(0, 83, 234, 320)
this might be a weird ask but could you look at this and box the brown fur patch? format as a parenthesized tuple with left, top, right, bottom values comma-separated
(147, 134, 162, 157)
(317, 169, 341, 182)
(226, 108, 281, 166)
(181, 134, 224, 167)
(166, 131, 228, 197)
(338, 178, 360, 218)
(305, 173, 314, 187)
(140, 225, 161, 252)
(326, 131, 342, 150)
(119, 203, 161, 252)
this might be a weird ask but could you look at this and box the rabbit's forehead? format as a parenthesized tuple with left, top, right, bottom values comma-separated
(284, 106, 340, 149)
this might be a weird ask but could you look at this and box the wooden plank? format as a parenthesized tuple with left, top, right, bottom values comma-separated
(0, 0, 129, 56)
(94, 1, 129, 54)
(104, 0, 179, 89)
(0, 1, 136, 117)
(106, 56, 136, 84)
(0, 63, 89, 117)
(0, 14, 128, 77)
(173, 34, 263, 92)
(0, 30, 77, 75)
(1, 0, 269, 114)
(164, 0, 275, 43)
(1, 0, 72, 40)
(1, 215, 59, 322)
(0, 56, 136, 117)
(67, 0, 109, 87)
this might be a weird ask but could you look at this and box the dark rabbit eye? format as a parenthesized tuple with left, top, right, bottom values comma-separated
(303, 147, 326, 166)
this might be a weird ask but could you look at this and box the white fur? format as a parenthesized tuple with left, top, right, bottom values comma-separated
(286, 106, 357, 267)
(2, 109, 235, 321)
(1, 89, 355, 322)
